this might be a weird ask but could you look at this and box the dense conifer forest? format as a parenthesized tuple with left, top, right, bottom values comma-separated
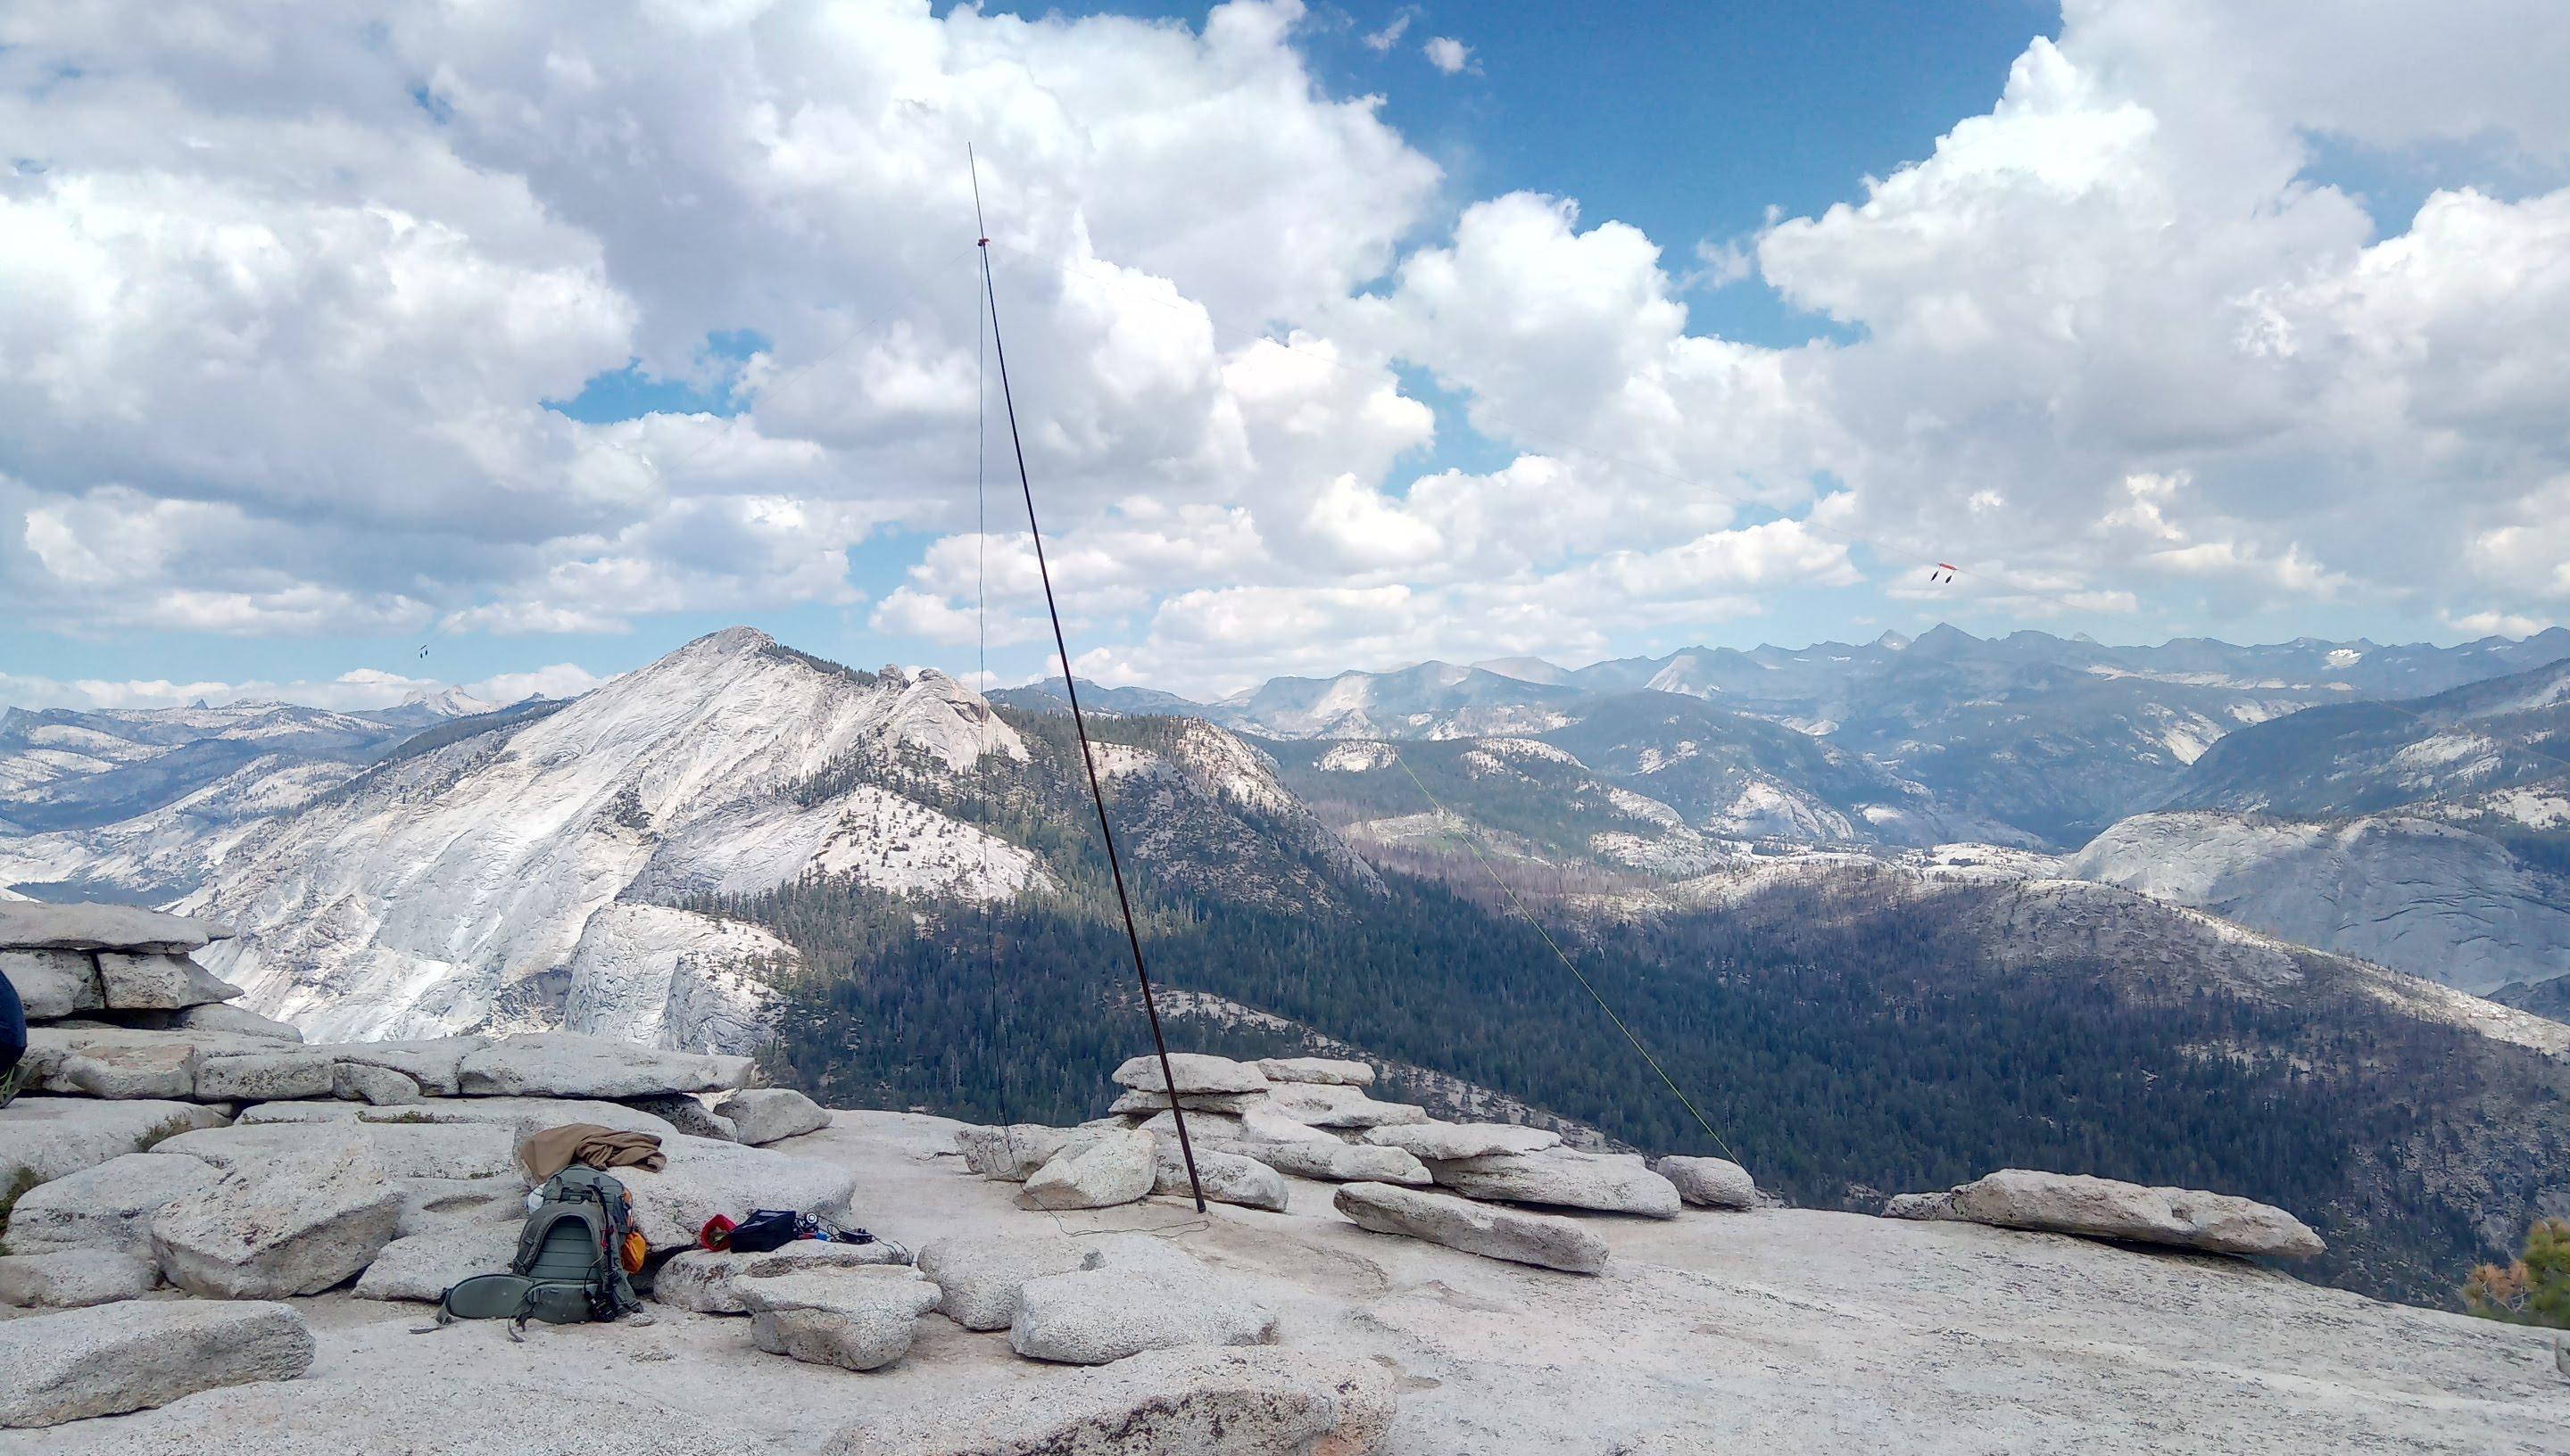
(683, 709, 2570, 1309)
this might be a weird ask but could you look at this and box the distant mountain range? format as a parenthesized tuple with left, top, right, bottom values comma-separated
(7, 625, 2570, 1304)
(0, 691, 523, 902)
(1007, 624, 2570, 846)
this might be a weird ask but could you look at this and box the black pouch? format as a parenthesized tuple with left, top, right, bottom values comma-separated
(729, 1209, 803, 1253)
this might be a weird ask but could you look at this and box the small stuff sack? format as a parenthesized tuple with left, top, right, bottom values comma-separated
(435, 1165, 644, 1333)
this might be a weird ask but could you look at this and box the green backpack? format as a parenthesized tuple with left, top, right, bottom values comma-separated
(433, 1166, 645, 1337)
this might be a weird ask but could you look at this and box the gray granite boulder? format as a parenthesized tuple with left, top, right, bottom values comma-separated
(914, 1233, 1090, 1330)
(331, 1060, 423, 1105)
(0, 1249, 158, 1309)
(1365, 1121, 1562, 1161)
(954, 1123, 1104, 1181)
(2, 1151, 216, 1256)
(1151, 1142, 1289, 1212)
(22, 1025, 207, 1099)
(95, 951, 243, 1011)
(1220, 1137, 1431, 1186)
(1254, 1055, 1375, 1087)
(0, 1299, 311, 1428)
(1018, 1128, 1155, 1211)
(170, 1003, 304, 1041)
(715, 1088, 832, 1146)
(1896, 1170, 2326, 1258)
(0, 901, 222, 955)
(654, 1240, 916, 1314)
(1107, 1088, 1270, 1117)
(1335, 1180, 1609, 1274)
(351, 1220, 519, 1302)
(0, 1097, 228, 1192)
(322, 1037, 487, 1096)
(617, 1134, 858, 1249)
(159, 1119, 520, 1182)
(1009, 1258, 1280, 1366)
(1426, 1148, 1682, 1219)
(457, 1032, 752, 1098)
(195, 1050, 338, 1102)
(823, 1346, 1397, 1456)
(394, 1176, 527, 1237)
(1128, 1108, 1248, 1144)
(1263, 1082, 1430, 1130)
(1659, 1155, 1758, 1210)
(1109, 1053, 1268, 1096)
(237, 1095, 678, 1144)
(148, 1132, 404, 1297)
(739, 1268, 942, 1372)
(2, 948, 103, 1020)
(626, 1094, 738, 1141)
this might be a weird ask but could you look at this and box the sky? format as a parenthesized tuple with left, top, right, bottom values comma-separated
(4, 0, 2570, 711)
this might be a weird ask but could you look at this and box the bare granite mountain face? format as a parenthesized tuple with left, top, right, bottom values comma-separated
(182, 629, 1033, 1051)
(2076, 655, 2570, 997)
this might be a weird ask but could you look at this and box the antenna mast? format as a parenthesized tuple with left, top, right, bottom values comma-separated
(969, 147, 1208, 1213)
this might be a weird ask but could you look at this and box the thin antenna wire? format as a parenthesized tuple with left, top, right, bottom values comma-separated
(972, 146, 1209, 1214)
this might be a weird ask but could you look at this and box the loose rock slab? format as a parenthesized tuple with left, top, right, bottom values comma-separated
(456, 1032, 752, 1099)
(915, 1233, 1090, 1330)
(1335, 1180, 1609, 1274)
(1658, 1155, 1758, 1210)
(2, 1152, 216, 1257)
(1891, 1170, 2326, 1258)
(1010, 1265, 1281, 1365)
(170, 1003, 303, 1042)
(95, 951, 242, 1012)
(654, 1240, 915, 1314)
(738, 1268, 943, 1372)
(1110, 1053, 1269, 1096)
(0, 901, 221, 955)
(1107, 1088, 1271, 1117)
(351, 1221, 520, 1302)
(1426, 1149, 1681, 1219)
(1220, 1137, 1431, 1187)
(0, 1097, 228, 1191)
(0, 1299, 312, 1428)
(954, 1123, 1103, 1181)
(239, 1095, 678, 1144)
(1151, 1143, 1290, 1212)
(1365, 1121, 1562, 1161)
(149, 1132, 404, 1297)
(0, 1249, 158, 1309)
(715, 1088, 832, 1146)
(2, 947, 103, 1020)
(824, 1346, 1397, 1456)
(160, 1120, 519, 1182)
(22, 1026, 207, 1100)
(195, 1050, 337, 1102)
(1018, 1128, 1155, 1212)
(322, 1037, 488, 1096)
(1262, 1082, 1430, 1130)
(1254, 1055, 1375, 1087)
(332, 1062, 423, 1105)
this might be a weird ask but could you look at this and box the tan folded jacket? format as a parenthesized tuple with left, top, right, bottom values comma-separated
(518, 1122, 668, 1182)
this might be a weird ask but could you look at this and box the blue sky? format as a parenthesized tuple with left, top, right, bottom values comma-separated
(5, 1, 2567, 708)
